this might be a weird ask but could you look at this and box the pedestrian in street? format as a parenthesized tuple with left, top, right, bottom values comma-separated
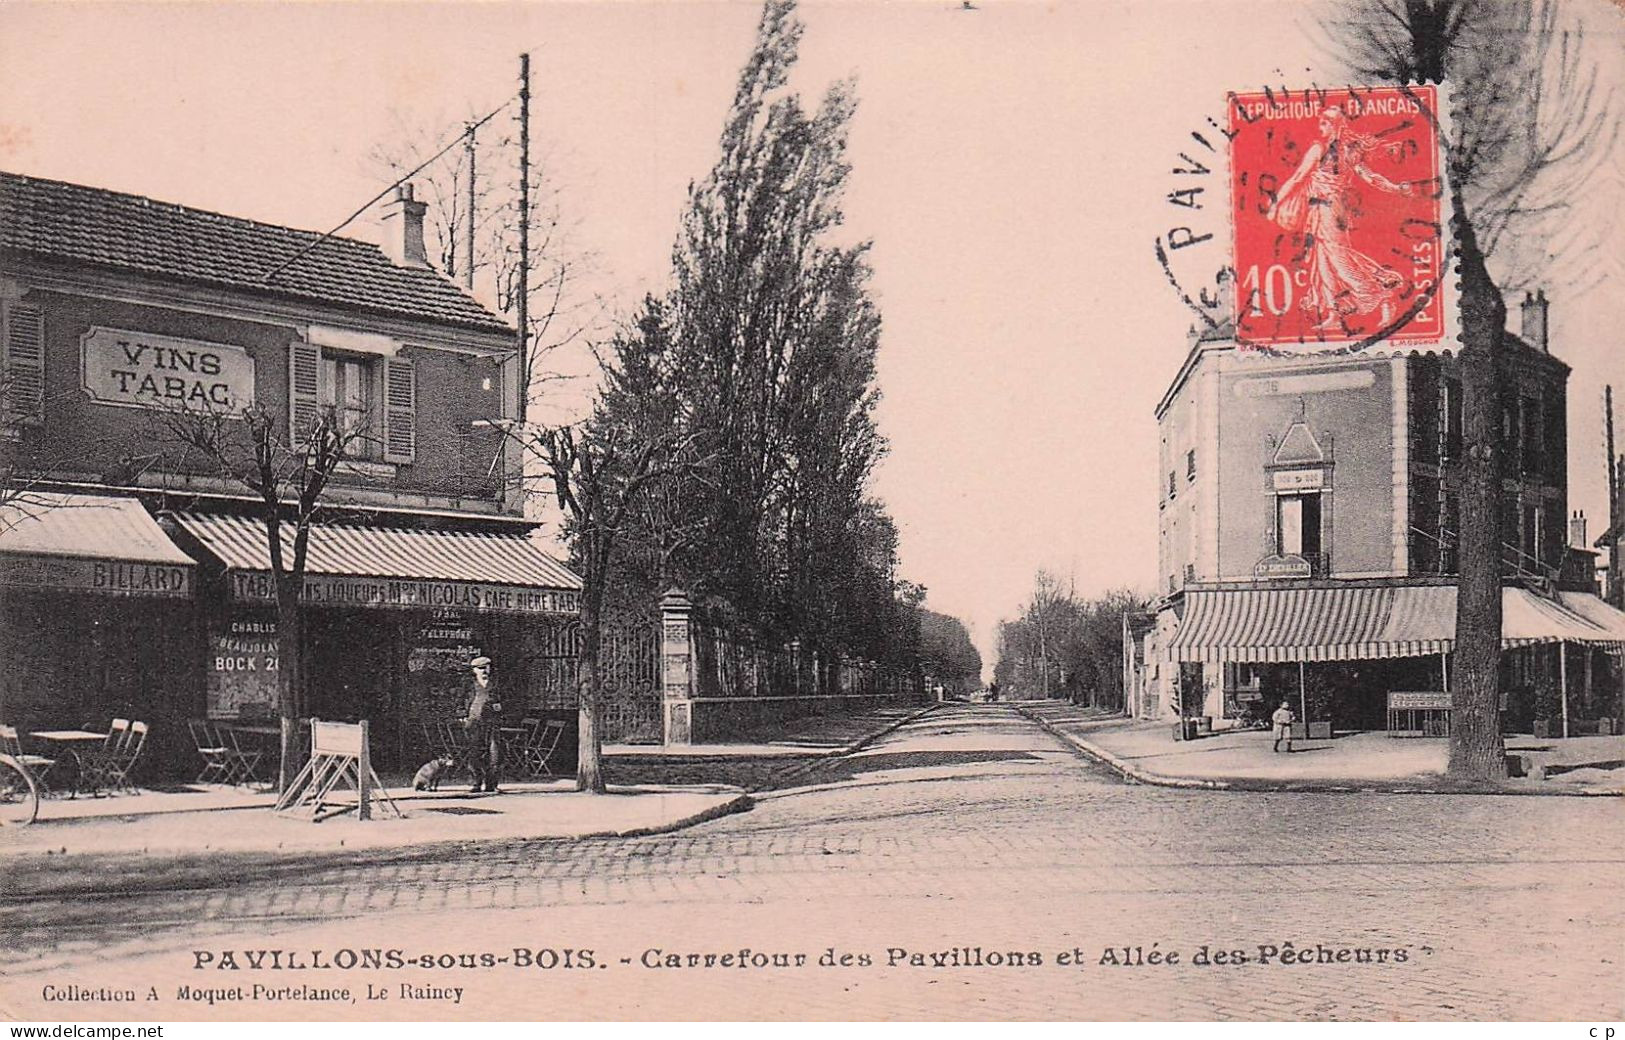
(462, 655, 503, 793)
(1271, 700, 1295, 753)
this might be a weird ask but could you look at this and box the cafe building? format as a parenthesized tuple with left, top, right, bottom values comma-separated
(0, 170, 582, 776)
(1126, 300, 1625, 736)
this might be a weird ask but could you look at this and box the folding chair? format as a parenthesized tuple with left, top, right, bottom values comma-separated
(219, 725, 264, 785)
(101, 721, 148, 794)
(522, 720, 566, 778)
(77, 718, 129, 795)
(502, 717, 541, 773)
(0, 725, 57, 794)
(187, 720, 234, 784)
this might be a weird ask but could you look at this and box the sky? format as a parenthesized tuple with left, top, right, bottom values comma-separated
(2, 0, 1621, 672)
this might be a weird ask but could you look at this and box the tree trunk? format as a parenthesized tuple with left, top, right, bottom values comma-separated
(274, 579, 305, 793)
(575, 590, 607, 794)
(1449, 213, 1508, 781)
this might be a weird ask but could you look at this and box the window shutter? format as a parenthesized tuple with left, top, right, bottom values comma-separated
(3, 303, 45, 426)
(382, 356, 416, 464)
(288, 340, 321, 441)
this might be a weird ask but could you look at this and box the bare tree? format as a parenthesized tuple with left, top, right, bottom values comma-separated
(1028, 569, 1067, 698)
(159, 403, 369, 791)
(1328, 0, 1618, 779)
(494, 309, 707, 793)
(367, 109, 605, 423)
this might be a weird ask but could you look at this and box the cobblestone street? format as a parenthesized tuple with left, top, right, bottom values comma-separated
(3, 704, 1620, 1020)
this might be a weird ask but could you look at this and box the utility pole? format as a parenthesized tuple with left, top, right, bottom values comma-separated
(516, 52, 531, 426)
(1608, 386, 1619, 606)
(463, 123, 477, 291)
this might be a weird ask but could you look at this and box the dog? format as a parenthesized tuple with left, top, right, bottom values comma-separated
(412, 756, 457, 791)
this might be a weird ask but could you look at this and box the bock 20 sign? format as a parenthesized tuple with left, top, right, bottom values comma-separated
(81, 327, 256, 413)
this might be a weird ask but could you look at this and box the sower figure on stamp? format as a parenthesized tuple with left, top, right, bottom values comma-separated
(1266, 106, 1419, 332)
(462, 656, 503, 793)
(1271, 700, 1296, 754)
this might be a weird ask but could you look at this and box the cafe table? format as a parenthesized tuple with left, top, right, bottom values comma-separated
(29, 729, 110, 796)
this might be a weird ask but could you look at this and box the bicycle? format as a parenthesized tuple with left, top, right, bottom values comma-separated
(0, 752, 40, 826)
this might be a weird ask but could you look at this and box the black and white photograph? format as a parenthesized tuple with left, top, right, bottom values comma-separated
(0, 0, 1621, 1024)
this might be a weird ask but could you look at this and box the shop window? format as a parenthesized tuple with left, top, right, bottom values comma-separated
(1277, 492, 1322, 558)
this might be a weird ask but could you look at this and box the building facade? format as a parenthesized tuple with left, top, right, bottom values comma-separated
(1126, 298, 1625, 736)
(0, 171, 583, 776)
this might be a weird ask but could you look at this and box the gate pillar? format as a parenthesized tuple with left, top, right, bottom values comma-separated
(660, 588, 695, 745)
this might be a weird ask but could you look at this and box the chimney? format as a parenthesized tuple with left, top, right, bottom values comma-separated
(1569, 509, 1588, 549)
(1520, 289, 1548, 352)
(378, 183, 429, 268)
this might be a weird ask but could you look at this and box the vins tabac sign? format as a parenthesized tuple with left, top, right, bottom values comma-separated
(81, 327, 256, 414)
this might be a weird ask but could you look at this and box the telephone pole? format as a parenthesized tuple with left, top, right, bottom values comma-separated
(463, 123, 477, 291)
(516, 52, 531, 426)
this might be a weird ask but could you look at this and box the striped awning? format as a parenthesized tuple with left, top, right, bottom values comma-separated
(174, 512, 582, 616)
(1553, 592, 1625, 650)
(0, 493, 193, 597)
(1167, 584, 1625, 663)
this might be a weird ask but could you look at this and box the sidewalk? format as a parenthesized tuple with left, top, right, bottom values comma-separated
(1017, 700, 1625, 795)
(3, 703, 936, 859)
(604, 703, 938, 790)
(5, 779, 750, 859)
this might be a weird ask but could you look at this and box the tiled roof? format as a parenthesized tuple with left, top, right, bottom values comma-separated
(0, 170, 512, 336)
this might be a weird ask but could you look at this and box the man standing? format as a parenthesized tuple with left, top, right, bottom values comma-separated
(463, 656, 503, 793)
(1271, 700, 1296, 754)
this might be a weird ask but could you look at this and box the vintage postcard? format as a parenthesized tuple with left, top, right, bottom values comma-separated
(1, 0, 1622, 1025)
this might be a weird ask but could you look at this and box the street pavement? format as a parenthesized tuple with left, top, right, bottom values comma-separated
(2, 703, 1620, 1021)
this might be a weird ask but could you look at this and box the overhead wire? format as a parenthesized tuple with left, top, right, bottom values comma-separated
(261, 99, 511, 283)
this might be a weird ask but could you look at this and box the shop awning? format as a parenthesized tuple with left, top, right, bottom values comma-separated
(1554, 592, 1625, 649)
(174, 512, 582, 616)
(1166, 584, 1625, 663)
(0, 492, 194, 598)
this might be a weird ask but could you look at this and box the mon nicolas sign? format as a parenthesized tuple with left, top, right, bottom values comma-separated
(81, 327, 255, 413)
(229, 570, 581, 617)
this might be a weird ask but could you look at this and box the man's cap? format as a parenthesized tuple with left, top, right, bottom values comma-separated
(470, 656, 492, 668)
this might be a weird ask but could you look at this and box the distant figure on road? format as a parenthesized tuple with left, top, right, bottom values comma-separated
(988, 682, 1000, 703)
(1271, 700, 1295, 753)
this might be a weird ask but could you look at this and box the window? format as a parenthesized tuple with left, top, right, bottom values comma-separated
(1, 302, 45, 428)
(1443, 377, 1463, 460)
(1522, 502, 1539, 563)
(320, 354, 377, 459)
(1543, 388, 1564, 485)
(1277, 492, 1322, 557)
(290, 341, 416, 465)
(1520, 396, 1542, 476)
(1169, 471, 1177, 500)
(1186, 449, 1197, 481)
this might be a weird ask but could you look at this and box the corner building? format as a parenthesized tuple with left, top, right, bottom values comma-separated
(0, 172, 582, 776)
(1126, 301, 1625, 736)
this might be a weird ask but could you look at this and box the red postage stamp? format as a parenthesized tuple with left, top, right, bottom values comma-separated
(1229, 84, 1447, 350)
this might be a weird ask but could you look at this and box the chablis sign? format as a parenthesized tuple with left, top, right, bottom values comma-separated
(81, 326, 255, 414)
